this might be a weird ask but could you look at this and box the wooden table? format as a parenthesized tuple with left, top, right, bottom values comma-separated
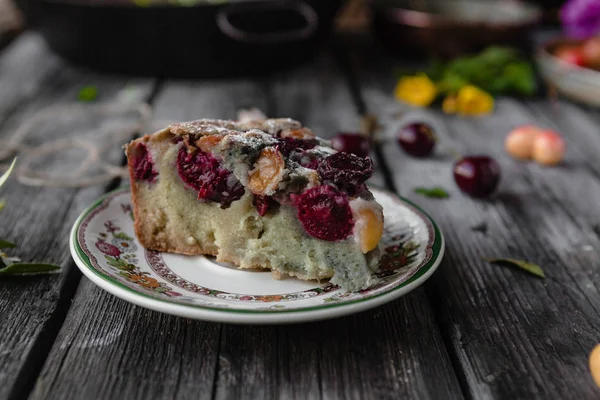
(1, 31, 600, 400)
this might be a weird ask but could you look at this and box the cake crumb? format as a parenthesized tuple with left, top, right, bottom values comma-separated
(271, 270, 283, 280)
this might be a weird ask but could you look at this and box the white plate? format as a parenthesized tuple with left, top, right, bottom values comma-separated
(70, 187, 444, 324)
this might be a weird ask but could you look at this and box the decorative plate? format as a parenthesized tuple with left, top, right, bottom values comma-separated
(70, 187, 444, 324)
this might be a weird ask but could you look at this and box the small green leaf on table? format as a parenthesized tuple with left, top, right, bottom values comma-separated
(0, 158, 17, 189)
(0, 240, 17, 249)
(414, 187, 450, 199)
(78, 85, 98, 102)
(485, 258, 545, 278)
(0, 261, 61, 276)
(0, 201, 5, 212)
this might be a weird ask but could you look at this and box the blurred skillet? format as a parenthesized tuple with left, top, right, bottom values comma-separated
(15, 0, 344, 78)
(369, 0, 542, 58)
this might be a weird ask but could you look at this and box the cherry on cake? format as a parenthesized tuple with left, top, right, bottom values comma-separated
(125, 118, 384, 292)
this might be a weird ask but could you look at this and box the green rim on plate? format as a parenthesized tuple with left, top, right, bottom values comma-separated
(71, 187, 444, 315)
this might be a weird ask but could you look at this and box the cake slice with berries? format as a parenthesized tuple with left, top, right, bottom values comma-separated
(125, 118, 384, 292)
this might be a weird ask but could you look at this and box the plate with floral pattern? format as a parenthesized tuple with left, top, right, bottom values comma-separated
(70, 187, 444, 324)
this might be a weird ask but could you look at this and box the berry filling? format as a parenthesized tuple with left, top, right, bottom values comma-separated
(277, 138, 318, 157)
(317, 152, 374, 196)
(131, 143, 158, 183)
(295, 185, 354, 241)
(253, 195, 277, 216)
(177, 145, 244, 208)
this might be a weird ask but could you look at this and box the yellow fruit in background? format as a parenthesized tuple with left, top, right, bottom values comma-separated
(589, 344, 600, 387)
(394, 74, 437, 108)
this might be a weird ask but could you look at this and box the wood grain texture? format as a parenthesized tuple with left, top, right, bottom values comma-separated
(351, 36, 600, 399)
(30, 78, 269, 400)
(0, 32, 155, 400)
(30, 49, 463, 400)
(259, 49, 462, 400)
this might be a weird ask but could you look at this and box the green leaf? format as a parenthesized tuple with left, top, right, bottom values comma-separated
(78, 85, 98, 102)
(407, 46, 536, 98)
(0, 239, 17, 249)
(414, 187, 450, 199)
(485, 258, 545, 278)
(0, 201, 5, 212)
(0, 262, 61, 276)
(0, 158, 17, 190)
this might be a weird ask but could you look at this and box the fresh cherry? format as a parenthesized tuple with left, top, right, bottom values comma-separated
(555, 46, 585, 67)
(453, 156, 501, 198)
(331, 133, 371, 158)
(396, 122, 436, 158)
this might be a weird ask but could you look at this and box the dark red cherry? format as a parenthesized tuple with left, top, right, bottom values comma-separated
(396, 123, 436, 157)
(453, 156, 501, 198)
(331, 133, 371, 158)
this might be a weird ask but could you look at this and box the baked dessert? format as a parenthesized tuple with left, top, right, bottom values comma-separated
(125, 118, 384, 292)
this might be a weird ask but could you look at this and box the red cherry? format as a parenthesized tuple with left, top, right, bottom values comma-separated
(295, 185, 354, 241)
(555, 46, 585, 67)
(453, 156, 501, 198)
(396, 123, 436, 158)
(331, 133, 371, 158)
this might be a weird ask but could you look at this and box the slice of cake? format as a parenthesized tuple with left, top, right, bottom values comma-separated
(125, 118, 384, 292)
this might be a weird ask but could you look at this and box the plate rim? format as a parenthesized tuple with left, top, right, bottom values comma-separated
(70, 186, 445, 324)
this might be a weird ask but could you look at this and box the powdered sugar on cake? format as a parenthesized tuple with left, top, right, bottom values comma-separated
(126, 118, 385, 292)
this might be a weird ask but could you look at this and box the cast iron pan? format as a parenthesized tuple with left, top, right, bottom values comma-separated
(15, 0, 344, 78)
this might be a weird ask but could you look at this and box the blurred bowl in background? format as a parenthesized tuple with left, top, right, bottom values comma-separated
(15, 0, 344, 78)
(537, 38, 600, 108)
(369, 0, 542, 58)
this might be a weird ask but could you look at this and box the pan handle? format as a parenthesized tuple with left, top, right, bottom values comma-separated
(216, 1, 319, 45)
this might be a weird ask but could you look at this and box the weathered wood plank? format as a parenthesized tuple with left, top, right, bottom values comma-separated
(29, 79, 269, 400)
(277, 48, 462, 400)
(0, 33, 156, 400)
(31, 49, 462, 400)
(352, 37, 600, 398)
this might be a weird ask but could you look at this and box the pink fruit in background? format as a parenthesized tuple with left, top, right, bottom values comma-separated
(505, 125, 542, 160)
(555, 46, 585, 67)
(582, 37, 600, 68)
(532, 130, 566, 166)
(295, 185, 354, 241)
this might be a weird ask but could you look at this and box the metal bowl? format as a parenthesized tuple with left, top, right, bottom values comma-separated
(369, 0, 542, 58)
(536, 38, 600, 108)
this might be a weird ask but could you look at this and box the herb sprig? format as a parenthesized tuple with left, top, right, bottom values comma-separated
(398, 46, 537, 97)
(0, 159, 61, 276)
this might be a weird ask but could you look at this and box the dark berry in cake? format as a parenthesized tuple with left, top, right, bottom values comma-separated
(318, 152, 374, 196)
(131, 143, 158, 183)
(253, 195, 277, 216)
(277, 138, 318, 157)
(295, 185, 354, 241)
(177, 146, 244, 208)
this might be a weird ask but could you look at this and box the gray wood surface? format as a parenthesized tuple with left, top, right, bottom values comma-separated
(28, 49, 463, 400)
(0, 33, 155, 400)
(3, 29, 600, 400)
(349, 35, 600, 399)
